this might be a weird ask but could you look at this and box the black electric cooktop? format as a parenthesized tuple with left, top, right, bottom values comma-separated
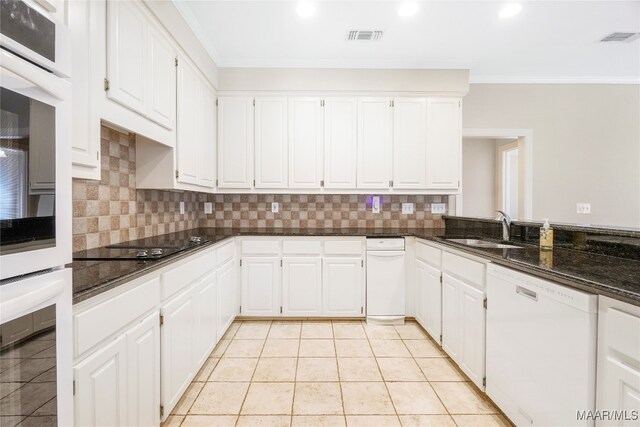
(73, 235, 207, 261)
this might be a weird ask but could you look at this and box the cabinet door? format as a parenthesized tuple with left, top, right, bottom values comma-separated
(424, 263, 443, 343)
(282, 257, 322, 316)
(146, 25, 175, 129)
(393, 97, 427, 189)
(323, 257, 364, 317)
(241, 257, 281, 316)
(426, 98, 461, 189)
(126, 311, 160, 427)
(217, 259, 237, 340)
(289, 97, 323, 189)
(176, 57, 200, 185)
(194, 271, 217, 366)
(29, 100, 55, 193)
(357, 97, 392, 189)
(441, 273, 461, 360)
(106, 0, 146, 114)
(199, 82, 216, 188)
(75, 334, 128, 427)
(255, 97, 288, 188)
(597, 302, 640, 426)
(415, 259, 428, 327)
(69, 0, 100, 178)
(459, 281, 486, 389)
(323, 98, 357, 189)
(218, 97, 254, 188)
(161, 289, 195, 417)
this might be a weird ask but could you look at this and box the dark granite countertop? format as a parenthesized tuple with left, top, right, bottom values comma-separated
(71, 227, 640, 307)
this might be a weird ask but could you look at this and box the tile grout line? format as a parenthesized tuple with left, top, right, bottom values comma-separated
(332, 320, 348, 426)
(235, 320, 271, 426)
(175, 320, 243, 426)
(290, 321, 302, 426)
(369, 321, 402, 424)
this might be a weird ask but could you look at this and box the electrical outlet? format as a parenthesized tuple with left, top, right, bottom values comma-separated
(431, 203, 447, 214)
(576, 203, 591, 214)
(372, 196, 380, 214)
(179, 201, 185, 215)
(271, 202, 279, 213)
(402, 203, 414, 214)
(204, 202, 213, 214)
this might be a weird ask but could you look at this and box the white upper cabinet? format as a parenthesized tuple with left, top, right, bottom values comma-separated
(255, 97, 288, 188)
(323, 98, 357, 189)
(107, 0, 146, 114)
(146, 25, 176, 129)
(393, 97, 427, 189)
(218, 97, 254, 189)
(289, 97, 324, 189)
(106, 0, 177, 130)
(200, 83, 217, 188)
(357, 97, 393, 189)
(176, 57, 199, 186)
(426, 98, 462, 189)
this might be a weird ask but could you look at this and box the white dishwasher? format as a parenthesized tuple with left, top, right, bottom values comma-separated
(486, 264, 598, 427)
(366, 237, 405, 324)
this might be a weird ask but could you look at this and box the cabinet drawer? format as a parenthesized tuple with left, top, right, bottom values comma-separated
(416, 241, 441, 267)
(283, 240, 322, 255)
(442, 251, 485, 287)
(324, 240, 363, 255)
(163, 250, 215, 299)
(242, 240, 280, 255)
(216, 241, 235, 267)
(607, 308, 640, 359)
(75, 277, 159, 357)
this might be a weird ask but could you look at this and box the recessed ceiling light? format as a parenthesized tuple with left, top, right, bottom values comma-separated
(398, 2, 419, 17)
(296, 2, 315, 18)
(499, 3, 522, 19)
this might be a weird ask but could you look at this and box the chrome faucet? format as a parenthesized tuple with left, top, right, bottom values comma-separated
(497, 210, 512, 241)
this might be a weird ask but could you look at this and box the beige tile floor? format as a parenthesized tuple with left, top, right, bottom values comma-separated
(163, 320, 512, 427)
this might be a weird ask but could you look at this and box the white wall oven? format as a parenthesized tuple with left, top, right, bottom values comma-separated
(0, 2, 73, 426)
(0, 0, 71, 280)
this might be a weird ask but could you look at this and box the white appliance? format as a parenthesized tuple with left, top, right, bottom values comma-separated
(366, 237, 406, 324)
(0, 0, 71, 280)
(486, 264, 598, 427)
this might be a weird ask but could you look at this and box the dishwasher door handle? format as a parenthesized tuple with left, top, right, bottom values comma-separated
(367, 251, 405, 258)
(516, 286, 538, 301)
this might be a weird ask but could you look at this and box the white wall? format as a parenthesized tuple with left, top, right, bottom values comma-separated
(462, 84, 640, 228)
(462, 138, 496, 218)
(217, 68, 469, 93)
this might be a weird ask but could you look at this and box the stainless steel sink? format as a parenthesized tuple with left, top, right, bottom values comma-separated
(445, 238, 524, 249)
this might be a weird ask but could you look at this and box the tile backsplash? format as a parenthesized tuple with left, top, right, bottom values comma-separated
(72, 126, 446, 251)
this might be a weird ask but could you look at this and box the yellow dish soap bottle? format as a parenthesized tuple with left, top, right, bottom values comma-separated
(540, 218, 554, 251)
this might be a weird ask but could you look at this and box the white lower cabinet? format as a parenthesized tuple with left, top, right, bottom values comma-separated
(440, 250, 487, 390)
(161, 288, 195, 417)
(241, 256, 281, 316)
(193, 272, 217, 367)
(596, 296, 640, 426)
(217, 258, 237, 339)
(322, 257, 364, 317)
(415, 258, 442, 343)
(126, 311, 161, 427)
(75, 334, 128, 427)
(282, 257, 322, 316)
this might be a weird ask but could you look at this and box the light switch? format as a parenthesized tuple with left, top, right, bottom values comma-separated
(204, 202, 213, 214)
(271, 202, 279, 213)
(402, 203, 414, 214)
(372, 196, 380, 214)
(431, 203, 446, 214)
(179, 201, 185, 215)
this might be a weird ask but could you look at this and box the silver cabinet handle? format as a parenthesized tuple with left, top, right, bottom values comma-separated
(516, 286, 538, 301)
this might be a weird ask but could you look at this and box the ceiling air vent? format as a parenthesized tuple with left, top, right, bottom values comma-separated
(600, 32, 640, 42)
(348, 30, 383, 41)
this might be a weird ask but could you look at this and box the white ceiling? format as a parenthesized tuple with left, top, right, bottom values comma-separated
(172, 0, 640, 83)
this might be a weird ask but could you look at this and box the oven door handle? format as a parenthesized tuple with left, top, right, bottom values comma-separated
(0, 48, 69, 103)
(0, 277, 65, 323)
